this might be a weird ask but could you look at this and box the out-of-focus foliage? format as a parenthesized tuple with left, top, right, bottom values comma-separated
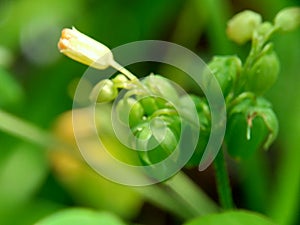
(35, 208, 126, 225)
(184, 210, 275, 225)
(51, 110, 143, 219)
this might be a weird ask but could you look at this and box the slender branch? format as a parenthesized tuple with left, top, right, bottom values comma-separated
(213, 148, 234, 209)
(165, 171, 219, 216)
(133, 184, 195, 220)
(136, 171, 219, 219)
(110, 60, 137, 81)
(0, 109, 69, 150)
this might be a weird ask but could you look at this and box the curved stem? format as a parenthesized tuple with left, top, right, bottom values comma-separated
(110, 60, 137, 81)
(227, 92, 256, 112)
(213, 148, 234, 209)
(165, 171, 219, 216)
(0, 110, 59, 148)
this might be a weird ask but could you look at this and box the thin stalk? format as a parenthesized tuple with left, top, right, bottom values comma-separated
(164, 171, 219, 216)
(0, 109, 59, 148)
(110, 60, 137, 81)
(133, 184, 195, 220)
(110, 60, 151, 95)
(213, 148, 234, 209)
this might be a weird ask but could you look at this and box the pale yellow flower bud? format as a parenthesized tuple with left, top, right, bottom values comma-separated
(58, 27, 113, 69)
(274, 7, 300, 32)
(227, 10, 262, 44)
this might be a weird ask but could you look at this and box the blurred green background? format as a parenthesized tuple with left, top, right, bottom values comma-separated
(0, 0, 299, 224)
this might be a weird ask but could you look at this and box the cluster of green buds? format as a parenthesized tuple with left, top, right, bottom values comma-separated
(92, 74, 209, 168)
(210, 7, 300, 159)
(58, 6, 299, 165)
(102, 74, 209, 168)
(58, 27, 207, 168)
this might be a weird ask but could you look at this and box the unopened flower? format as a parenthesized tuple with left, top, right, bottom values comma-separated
(89, 79, 118, 103)
(58, 27, 113, 69)
(274, 7, 300, 32)
(227, 10, 262, 44)
(245, 49, 280, 95)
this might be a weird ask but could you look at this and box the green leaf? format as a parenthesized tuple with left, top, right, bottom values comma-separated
(1, 200, 63, 225)
(35, 208, 126, 225)
(184, 210, 276, 225)
(0, 143, 48, 213)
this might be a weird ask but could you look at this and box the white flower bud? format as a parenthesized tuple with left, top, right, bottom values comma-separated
(58, 27, 113, 69)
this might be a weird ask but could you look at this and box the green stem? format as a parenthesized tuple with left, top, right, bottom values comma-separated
(136, 171, 219, 220)
(165, 171, 219, 216)
(134, 184, 195, 220)
(0, 109, 63, 149)
(227, 92, 256, 112)
(213, 148, 234, 209)
(110, 60, 137, 81)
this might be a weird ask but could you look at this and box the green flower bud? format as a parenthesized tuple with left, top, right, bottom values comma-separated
(274, 7, 300, 32)
(206, 56, 242, 96)
(139, 96, 159, 116)
(138, 96, 175, 117)
(129, 101, 145, 127)
(135, 116, 180, 165)
(245, 49, 280, 95)
(248, 103, 278, 150)
(227, 10, 262, 44)
(89, 79, 118, 103)
(142, 74, 179, 104)
(116, 98, 144, 127)
(112, 74, 129, 88)
(226, 97, 278, 159)
(254, 22, 274, 40)
(226, 113, 268, 159)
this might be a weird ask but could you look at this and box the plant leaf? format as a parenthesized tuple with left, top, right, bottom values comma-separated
(184, 210, 276, 225)
(35, 208, 126, 225)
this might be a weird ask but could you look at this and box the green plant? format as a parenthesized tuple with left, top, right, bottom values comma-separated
(0, 6, 299, 225)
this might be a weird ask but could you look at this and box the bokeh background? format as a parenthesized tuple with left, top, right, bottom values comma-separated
(0, 0, 299, 224)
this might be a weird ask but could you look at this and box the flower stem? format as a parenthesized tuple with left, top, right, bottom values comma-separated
(165, 171, 219, 215)
(0, 109, 64, 149)
(110, 60, 137, 81)
(213, 148, 234, 209)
